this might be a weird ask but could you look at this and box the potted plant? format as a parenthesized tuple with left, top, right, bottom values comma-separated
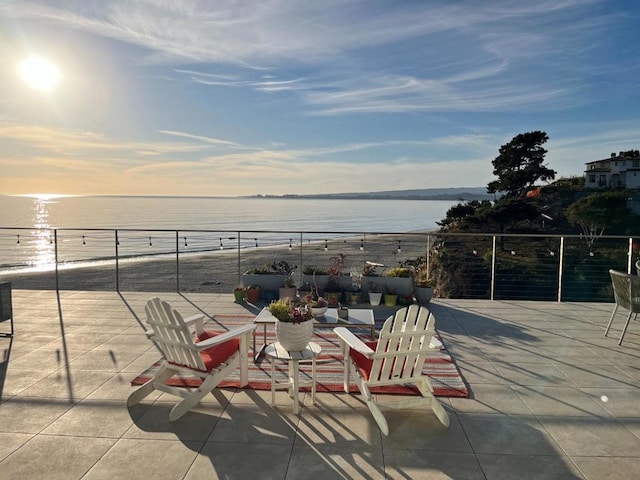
(383, 287, 398, 307)
(242, 260, 296, 300)
(245, 285, 260, 304)
(268, 299, 313, 351)
(279, 276, 297, 301)
(323, 254, 347, 305)
(368, 282, 382, 306)
(403, 256, 434, 304)
(382, 266, 413, 296)
(233, 285, 246, 302)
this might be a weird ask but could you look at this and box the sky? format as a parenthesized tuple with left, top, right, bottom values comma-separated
(1, 0, 639, 197)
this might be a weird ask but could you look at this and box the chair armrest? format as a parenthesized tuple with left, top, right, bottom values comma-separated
(334, 327, 374, 357)
(195, 324, 257, 350)
(184, 314, 205, 335)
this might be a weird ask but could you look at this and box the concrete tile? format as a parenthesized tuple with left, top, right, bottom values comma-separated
(295, 402, 382, 447)
(0, 431, 33, 461)
(539, 415, 640, 456)
(0, 435, 115, 480)
(458, 413, 561, 455)
(477, 453, 585, 479)
(0, 396, 74, 433)
(18, 369, 114, 400)
(449, 384, 532, 415)
(207, 403, 298, 445)
(381, 409, 471, 452)
(582, 387, 640, 417)
(42, 399, 148, 437)
(384, 449, 485, 480)
(185, 442, 291, 480)
(124, 401, 222, 441)
(82, 438, 200, 480)
(493, 362, 571, 387)
(286, 443, 385, 480)
(511, 385, 613, 417)
(571, 456, 640, 480)
(456, 360, 507, 385)
(554, 364, 637, 389)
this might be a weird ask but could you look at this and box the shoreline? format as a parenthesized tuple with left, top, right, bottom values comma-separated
(1, 233, 431, 293)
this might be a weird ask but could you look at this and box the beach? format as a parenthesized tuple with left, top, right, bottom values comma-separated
(2, 232, 430, 293)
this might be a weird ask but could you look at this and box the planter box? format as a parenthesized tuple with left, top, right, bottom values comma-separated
(242, 273, 289, 300)
(301, 274, 353, 292)
(362, 277, 413, 296)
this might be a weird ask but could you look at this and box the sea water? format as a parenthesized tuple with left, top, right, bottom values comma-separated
(0, 195, 456, 270)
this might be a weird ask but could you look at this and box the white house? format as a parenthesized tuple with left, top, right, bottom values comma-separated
(584, 150, 640, 189)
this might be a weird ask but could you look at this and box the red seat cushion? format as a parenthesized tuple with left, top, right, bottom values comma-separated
(196, 330, 240, 371)
(350, 340, 378, 380)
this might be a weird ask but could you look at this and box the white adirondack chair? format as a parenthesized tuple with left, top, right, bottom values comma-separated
(127, 297, 256, 421)
(334, 305, 449, 436)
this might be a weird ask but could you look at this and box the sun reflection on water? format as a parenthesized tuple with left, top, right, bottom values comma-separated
(30, 198, 56, 269)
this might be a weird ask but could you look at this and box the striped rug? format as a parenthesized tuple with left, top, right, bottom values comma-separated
(131, 314, 469, 398)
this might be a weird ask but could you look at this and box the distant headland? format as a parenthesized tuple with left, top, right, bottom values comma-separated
(248, 187, 491, 201)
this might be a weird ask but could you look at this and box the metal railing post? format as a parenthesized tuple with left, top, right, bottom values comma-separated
(115, 230, 120, 292)
(628, 237, 633, 274)
(54, 229, 59, 292)
(176, 231, 180, 292)
(490, 235, 496, 300)
(237, 233, 242, 285)
(299, 232, 303, 286)
(426, 234, 431, 280)
(557, 236, 564, 302)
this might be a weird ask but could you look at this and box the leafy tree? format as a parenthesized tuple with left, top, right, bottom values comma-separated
(437, 200, 484, 229)
(566, 191, 631, 249)
(487, 131, 556, 198)
(476, 197, 540, 234)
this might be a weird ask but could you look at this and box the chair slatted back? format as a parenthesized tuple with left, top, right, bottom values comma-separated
(609, 270, 640, 313)
(145, 298, 206, 371)
(368, 305, 435, 386)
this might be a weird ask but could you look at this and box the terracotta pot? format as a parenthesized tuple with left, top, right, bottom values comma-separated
(245, 287, 260, 304)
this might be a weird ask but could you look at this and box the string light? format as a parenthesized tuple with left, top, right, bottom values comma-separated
(549, 250, 555, 256)
(289, 238, 293, 251)
(397, 240, 402, 253)
(255, 238, 258, 248)
(16, 234, 20, 245)
(220, 237, 224, 250)
(511, 250, 516, 255)
(324, 240, 328, 252)
(149, 236, 153, 247)
(184, 237, 188, 247)
(82, 235, 86, 246)
(360, 239, 364, 251)
(472, 249, 478, 255)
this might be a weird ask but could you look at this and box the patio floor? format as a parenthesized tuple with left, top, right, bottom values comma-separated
(1, 290, 640, 479)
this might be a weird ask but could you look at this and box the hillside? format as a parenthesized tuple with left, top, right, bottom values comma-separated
(252, 187, 491, 201)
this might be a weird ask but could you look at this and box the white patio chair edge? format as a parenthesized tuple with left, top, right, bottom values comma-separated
(605, 269, 640, 346)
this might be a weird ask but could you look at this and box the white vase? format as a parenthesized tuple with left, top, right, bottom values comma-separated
(369, 292, 382, 306)
(276, 320, 314, 351)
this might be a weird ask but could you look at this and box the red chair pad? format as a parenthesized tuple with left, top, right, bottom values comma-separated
(195, 330, 240, 372)
(350, 340, 378, 380)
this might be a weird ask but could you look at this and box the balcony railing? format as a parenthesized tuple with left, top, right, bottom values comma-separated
(0, 227, 638, 302)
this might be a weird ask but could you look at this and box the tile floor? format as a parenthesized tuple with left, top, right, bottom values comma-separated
(1, 290, 639, 479)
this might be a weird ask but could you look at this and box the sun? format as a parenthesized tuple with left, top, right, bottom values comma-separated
(20, 56, 61, 91)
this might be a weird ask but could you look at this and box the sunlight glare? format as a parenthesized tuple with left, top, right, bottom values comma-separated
(20, 56, 60, 91)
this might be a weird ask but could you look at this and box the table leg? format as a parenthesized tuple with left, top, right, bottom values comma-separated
(270, 356, 276, 407)
(292, 359, 300, 414)
(311, 356, 317, 405)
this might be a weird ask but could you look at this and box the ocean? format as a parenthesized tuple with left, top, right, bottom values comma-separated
(0, 195, 456, 271)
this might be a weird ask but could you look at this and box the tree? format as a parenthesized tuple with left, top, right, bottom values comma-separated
(566, 191, 631, 249)
(487, 131, 556, 198)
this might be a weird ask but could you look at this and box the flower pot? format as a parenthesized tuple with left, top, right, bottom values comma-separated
(324, 291, 342, 306)
(245, 287, 260, 304)
(383, 293, 398, 307)
(276, 320, 314, 351)
(414, 286, 433, 305)
(310, 305, 328, 318)
(279, 286, 297, 301)
(369, 291, 382, 306)
(233, 289, 246, 302)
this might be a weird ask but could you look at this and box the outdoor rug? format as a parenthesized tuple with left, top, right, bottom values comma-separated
(131, 314, 469, 398)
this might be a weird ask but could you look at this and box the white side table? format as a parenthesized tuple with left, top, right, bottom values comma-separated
(264, 341, 321, 414)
